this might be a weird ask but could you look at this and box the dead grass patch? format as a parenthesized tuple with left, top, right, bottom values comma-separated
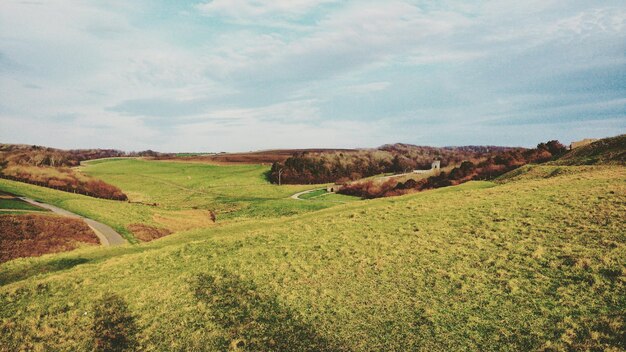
(127, 224, 172, 242)
(0, 213, 99, 263)
(153, 210, 215, 232)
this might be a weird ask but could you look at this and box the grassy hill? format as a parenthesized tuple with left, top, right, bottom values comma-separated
(1, 164, 624, 350)
(0, 159, 357, 242)
(553, 134, 626, 165)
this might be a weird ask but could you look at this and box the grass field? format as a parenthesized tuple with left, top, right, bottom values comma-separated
(0, 158, 358, 242)
(0, 198, 47, 212)
(1, 164, 624, 350)
(83, 158, 353, 218)
(298, 188, 328, 199)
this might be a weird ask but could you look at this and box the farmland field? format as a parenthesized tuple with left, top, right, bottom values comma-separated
(1, 164, 624, 350)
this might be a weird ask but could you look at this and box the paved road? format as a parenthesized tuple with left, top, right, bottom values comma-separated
(290, 188, 326, 200)
(18, 197, 126, 246)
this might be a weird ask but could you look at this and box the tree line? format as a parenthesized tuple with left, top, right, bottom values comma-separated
(269, 144, 521, 184)
(0, 144, 166, 200)
(338, 141, 567, 198)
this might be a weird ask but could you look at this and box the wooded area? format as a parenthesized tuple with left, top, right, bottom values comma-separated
(339, 141, 567, 198)
(0, 144, 163, 200)
(269, 144, 521, 184)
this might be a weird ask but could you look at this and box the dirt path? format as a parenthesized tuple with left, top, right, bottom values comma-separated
(17, 197, 126, 246)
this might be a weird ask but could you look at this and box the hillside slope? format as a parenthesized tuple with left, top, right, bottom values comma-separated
(1, 165, 624, 351)
(553, 134, 626, 165)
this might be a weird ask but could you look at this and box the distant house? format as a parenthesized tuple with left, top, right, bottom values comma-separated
(413, 160, 441, 174)
(327, 184, 343, 193)
(570, 138, 598, 150)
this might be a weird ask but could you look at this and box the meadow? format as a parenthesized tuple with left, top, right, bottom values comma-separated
(0, 198, 46, 212)
(0, 158, 358, 243)
(0, 164, 624, 350)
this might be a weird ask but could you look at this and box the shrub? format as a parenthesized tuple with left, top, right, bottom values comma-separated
(339, 140, 567, 198)
(0, 165, 127, 200)
(269, 144, 520, 184)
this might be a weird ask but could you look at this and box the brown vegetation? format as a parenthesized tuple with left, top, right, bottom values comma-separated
(0, 165, 128, 200)
(0, 144, 139, 200)
(339, 141, 567, 198)
(269, 144, 521, 184)
(0, 144, 166, 167)
(127, 224, 172, 242)
(157, 148, 354, 165)
(0, 213, 99, 263)
(553, 134, 626, 165)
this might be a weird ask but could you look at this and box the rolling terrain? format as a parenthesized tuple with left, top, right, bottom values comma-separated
(0, 159, 358, 244)
(160, 149, 356, 165)
(553, 134, 625, 166)
(1, 161, 624, 350)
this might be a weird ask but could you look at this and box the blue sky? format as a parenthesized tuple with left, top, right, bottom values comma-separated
(1, 0, 624, 152)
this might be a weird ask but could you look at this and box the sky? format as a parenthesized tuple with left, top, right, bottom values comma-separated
(0, 0, 625, 152)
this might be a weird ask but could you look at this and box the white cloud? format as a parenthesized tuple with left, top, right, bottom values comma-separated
(203, 1, 473, 83)
(1, 0, 624, 151)
(195, 0, 337, 26)
(341, 82, 391, 94)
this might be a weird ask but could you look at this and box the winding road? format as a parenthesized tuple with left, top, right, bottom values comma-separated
(290, 188, 326, 200)
(17, 197, 126, 246)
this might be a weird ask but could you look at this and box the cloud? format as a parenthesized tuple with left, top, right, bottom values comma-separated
(202, 1, 473, 84)
(195, 0, 337, 27)
(0, 0, 624, 151)
(341, 82, 391, 94)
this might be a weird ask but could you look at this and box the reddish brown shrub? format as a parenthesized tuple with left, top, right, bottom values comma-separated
(339, 140, 566, 199)
(127, 224, 172, 242)
(0, 214, 99, 262)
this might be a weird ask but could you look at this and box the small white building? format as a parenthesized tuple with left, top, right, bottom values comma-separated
(570, 138, 598, 150)
(413, 160, 441, 174)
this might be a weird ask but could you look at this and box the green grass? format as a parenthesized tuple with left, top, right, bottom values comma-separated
(83, 158, 345, 217)
(0, 210, 45, 215)
(1, 165, 624, 350)
(0, 159, 358, 242)
(0, 198, 47, 212)
(298, 189, 328, 199)
(553, 134, 625, 165)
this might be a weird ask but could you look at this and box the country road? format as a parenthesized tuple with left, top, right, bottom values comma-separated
(290, 188, 326, 200)
(18, 197, 126, 246)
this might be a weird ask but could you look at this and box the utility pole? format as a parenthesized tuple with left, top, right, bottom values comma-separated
(278, 168, 284, 186)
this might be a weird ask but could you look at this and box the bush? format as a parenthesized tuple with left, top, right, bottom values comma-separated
(339, 140, 567, 199)
(269, 144, 520, 184)
(0, 165, 127, 200)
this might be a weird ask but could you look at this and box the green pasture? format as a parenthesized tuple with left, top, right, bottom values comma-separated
(1, 165, 624, 350)
(0, 158, 359, 241)
(0, 198, 47, 212)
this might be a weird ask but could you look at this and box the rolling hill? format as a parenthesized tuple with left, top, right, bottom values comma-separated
(1, 161, 624, 350)
(0, 159, 357, 244)
(553, 134, 626, 166)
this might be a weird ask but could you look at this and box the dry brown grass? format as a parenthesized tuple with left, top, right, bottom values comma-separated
(127, 224, 172, 242)
(0, 213, 99, 262)
(153, 210, 216, 232)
